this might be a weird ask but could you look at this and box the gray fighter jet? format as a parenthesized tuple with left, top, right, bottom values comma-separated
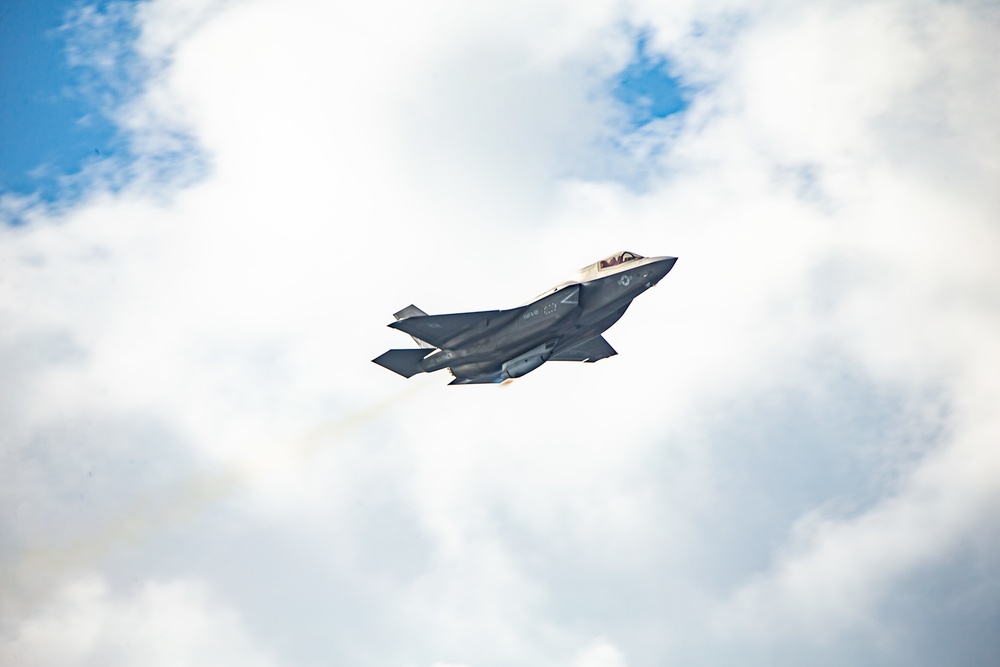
(373, 251, 677, 384)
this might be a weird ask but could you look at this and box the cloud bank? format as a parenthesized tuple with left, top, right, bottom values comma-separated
(2, 1, 998, 665)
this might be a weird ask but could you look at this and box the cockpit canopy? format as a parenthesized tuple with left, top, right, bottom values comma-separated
(598, 251, 644, 270)
(525, 251, 651, 304)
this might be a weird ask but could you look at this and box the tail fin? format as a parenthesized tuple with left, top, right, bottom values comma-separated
(393, 304, 428, 320)
(392, 304, 433, 348)
(372, 348, 432, 378)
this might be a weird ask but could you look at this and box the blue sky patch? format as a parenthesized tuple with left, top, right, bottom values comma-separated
(0, 0, 133, 201)
(612, 32, 688, 129)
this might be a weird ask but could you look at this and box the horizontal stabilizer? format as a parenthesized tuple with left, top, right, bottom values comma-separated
(372, 348, 431, 378)
(550, 335, 617, 363)
(390, 309, 502, 348)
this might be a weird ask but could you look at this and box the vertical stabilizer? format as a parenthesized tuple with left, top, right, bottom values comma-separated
(392, 305, 434, 348)
(393, 304, 428, 320)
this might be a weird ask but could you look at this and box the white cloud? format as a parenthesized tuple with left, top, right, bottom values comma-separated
(716, 399, 1000, 640)
(572, 639, 628, 667)
(1, 576, 280, 667)
(3, 0, 998, 665)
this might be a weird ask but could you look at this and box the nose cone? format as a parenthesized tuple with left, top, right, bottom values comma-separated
(650, 256, 677, 283)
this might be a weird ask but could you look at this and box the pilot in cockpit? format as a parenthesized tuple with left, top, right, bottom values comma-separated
(599, 251, 642, 269)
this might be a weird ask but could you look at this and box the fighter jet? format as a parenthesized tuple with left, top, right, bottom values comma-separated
(373, 251, 677, 384)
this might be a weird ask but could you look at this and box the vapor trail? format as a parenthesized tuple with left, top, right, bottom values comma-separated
(1, 378, 435, 618)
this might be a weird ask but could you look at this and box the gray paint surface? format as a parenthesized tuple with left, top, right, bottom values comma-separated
(373, 253, 677, 384)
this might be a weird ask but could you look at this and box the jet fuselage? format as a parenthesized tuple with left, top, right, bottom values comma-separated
(373, 252, 677, 384)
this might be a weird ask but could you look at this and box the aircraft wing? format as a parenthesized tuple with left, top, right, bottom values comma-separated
(389, 309, 504, 348)
(550, 335, 617, 363)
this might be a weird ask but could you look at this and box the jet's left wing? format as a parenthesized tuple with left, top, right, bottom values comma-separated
(550, 335, 617, 363)
(389, 309, 505, 348)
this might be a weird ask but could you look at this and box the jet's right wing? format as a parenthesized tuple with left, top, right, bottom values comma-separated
(550, 335, 617, 363)
(389, 309, 506, 348)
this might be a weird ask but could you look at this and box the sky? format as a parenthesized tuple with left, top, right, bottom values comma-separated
(1, 1, 999, 666)
(0, 0, 124, 199)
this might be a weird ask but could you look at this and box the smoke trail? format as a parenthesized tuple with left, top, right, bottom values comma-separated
(0, 378, 436, 620)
